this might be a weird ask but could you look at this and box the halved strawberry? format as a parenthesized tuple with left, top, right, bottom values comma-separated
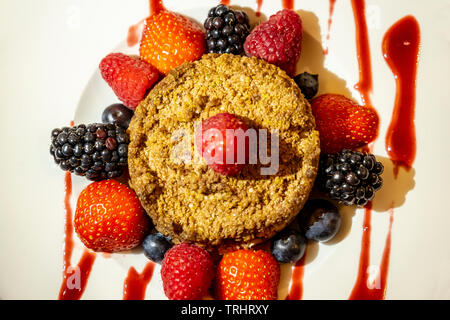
(310, 94, 379, 154)
(215, 249, 280, 300)
(140, 11, 206, 75)
(74, 179, 150, 253)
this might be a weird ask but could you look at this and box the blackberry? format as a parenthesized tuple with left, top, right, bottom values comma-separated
(204, 4, 250, 54)
(317, 149, 384, 207)
(50, 123, 128, 181)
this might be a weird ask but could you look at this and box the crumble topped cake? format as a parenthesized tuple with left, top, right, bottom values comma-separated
(128, 53, 320, 251)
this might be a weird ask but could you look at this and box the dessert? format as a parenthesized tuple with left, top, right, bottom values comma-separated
(46, 1, 405, 301)
(127, 53, 320, 251)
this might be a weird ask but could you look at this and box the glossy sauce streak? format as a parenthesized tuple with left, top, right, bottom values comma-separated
(256, 0, 263, 17)
(282, 0, 294, 10)
(123, 262, 156, 300)
(349, 204, 393, 300)
(383, 16, 420, 174)
(127, 0, 166, 47)
(348, 0, 390, 300)
(58, 171, 96, 300)
(127, 19, 145, 47)
(351, 0, 373, 107)
(285, 248, 306, 300)
(323, 0, 337, 55)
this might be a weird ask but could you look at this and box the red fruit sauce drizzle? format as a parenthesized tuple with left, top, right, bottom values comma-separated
(347, 0, 387, 300)
(323, 0, 337, 55)
(123, 262, 156, 300)
(285, 248, 306, 300)
(282, 0, 294, 10)
(256, 0, 263, 17)
(127, 19, 145, 47)
(348, 204, 394, 300)
(58, 171, 97, 300)
(383, 16, 420, 176)
(127, 0, 166, 47)
(351, 0, 373, 108)
(220, 0, 231, 5)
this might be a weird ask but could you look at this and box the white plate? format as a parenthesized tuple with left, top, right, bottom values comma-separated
(1, 0, 450, 299)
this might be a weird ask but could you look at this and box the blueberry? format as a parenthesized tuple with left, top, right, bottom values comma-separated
(300, 199, 341, 242)
(271, 229, 306, 264)
(294, 72, 319, 100)
(142, 232, 173, 264)
(101, 104, 134, 129)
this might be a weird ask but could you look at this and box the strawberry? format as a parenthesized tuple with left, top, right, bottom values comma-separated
(310, 94, 379, 154)
(140, 11, 206, 75)
(215, 249, 280, 300)
(244, 9, 303, 77)
(99, 53, 159, 110)
(74, 179, 150, 253)
(161, 243, 215, 300)
(195, 113, 250, 176)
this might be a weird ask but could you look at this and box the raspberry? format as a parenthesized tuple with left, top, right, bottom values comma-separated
(99, 53, 159, 109)
(161, 243, 215, 300)
(195, 113, 250, 176)
(244, 9, 303, 77)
